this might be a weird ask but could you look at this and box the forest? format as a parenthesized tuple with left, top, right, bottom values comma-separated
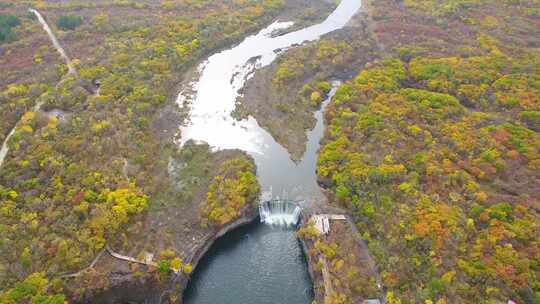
(0, 0, 286, 301)
(201, 156, 260, 227)
(315, 2, 540, 301)
(318, 52, 539, 303)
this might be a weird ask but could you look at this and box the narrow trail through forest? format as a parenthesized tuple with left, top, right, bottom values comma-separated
(58, 249, 106, 279)
(1, 9, 81, 170)
(59, 245, 181, 279)
(29, 9, 77, 75)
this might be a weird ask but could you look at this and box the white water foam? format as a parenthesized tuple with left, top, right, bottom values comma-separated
(259, 200, 302, 226)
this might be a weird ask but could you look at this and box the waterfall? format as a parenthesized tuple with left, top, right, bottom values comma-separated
(259, 200, 302, 226)
(29, 8, 76, 75)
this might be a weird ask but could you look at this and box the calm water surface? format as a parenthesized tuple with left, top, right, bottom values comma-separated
(182, 89, 338, 304)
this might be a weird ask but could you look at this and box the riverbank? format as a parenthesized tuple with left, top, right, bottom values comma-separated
(172, 206, 261, 302)
(78, 199, 260, 304)
(233, 0, 540, 302)
(312, 1, 540, 302)
(234, 5, 378, 161)
(59, 0, 341, 301)
(168, 1, 367, 303)
(184, 210, 313, 304)
(298, 209, 383, 304)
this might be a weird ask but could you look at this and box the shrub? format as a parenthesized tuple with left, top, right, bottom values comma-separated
(316, 81, 332, 93)
(183, 263, 193, 274)
(0, 14, 20, 43)
(57, 15, 82, 30)
(158, 260, 171, 275)
(0, 14, 19, 27)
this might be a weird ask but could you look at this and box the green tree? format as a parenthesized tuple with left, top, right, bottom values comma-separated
(0, 13, 20, 43)
(56, 15, 82, 30)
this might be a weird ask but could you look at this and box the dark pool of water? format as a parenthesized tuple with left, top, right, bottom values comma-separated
(183, 221, 312, 304)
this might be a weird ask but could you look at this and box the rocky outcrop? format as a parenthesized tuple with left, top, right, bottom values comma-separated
(299, 234, 325, 304)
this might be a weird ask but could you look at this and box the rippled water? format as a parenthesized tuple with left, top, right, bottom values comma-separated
(184, 222, 312, 304)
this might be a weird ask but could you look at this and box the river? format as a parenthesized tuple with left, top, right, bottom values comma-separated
(183, 222, 312, 304)
(178, 1, 361, 303)
(3, 1, 363, 303)
(178, 0, 361, 203)
(182, 86, 338, 304)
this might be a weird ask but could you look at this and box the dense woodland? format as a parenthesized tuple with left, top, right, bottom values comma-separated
(319, 53, 539, 303)
(0, 0, 285, 302)
(201, 157, 259, 227)
(314, 0, 540, 303)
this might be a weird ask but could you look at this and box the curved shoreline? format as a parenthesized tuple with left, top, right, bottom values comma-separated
(174, 205, 260, 300)
(182, 205, 315, 304)
(80, 203, 260, 304)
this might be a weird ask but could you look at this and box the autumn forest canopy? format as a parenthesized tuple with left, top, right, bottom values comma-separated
(0, 0, 538, 303)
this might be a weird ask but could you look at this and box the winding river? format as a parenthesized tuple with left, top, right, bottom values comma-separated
(179, 0, 361, 303)
(178, 0, 361, 202)
(0, 2, 362, 303)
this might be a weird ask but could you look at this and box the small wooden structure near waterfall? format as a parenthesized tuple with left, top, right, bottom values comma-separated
(311, 214, 347, 234)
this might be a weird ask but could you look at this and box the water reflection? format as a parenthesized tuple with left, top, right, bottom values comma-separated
(178, 0, 361, 201)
